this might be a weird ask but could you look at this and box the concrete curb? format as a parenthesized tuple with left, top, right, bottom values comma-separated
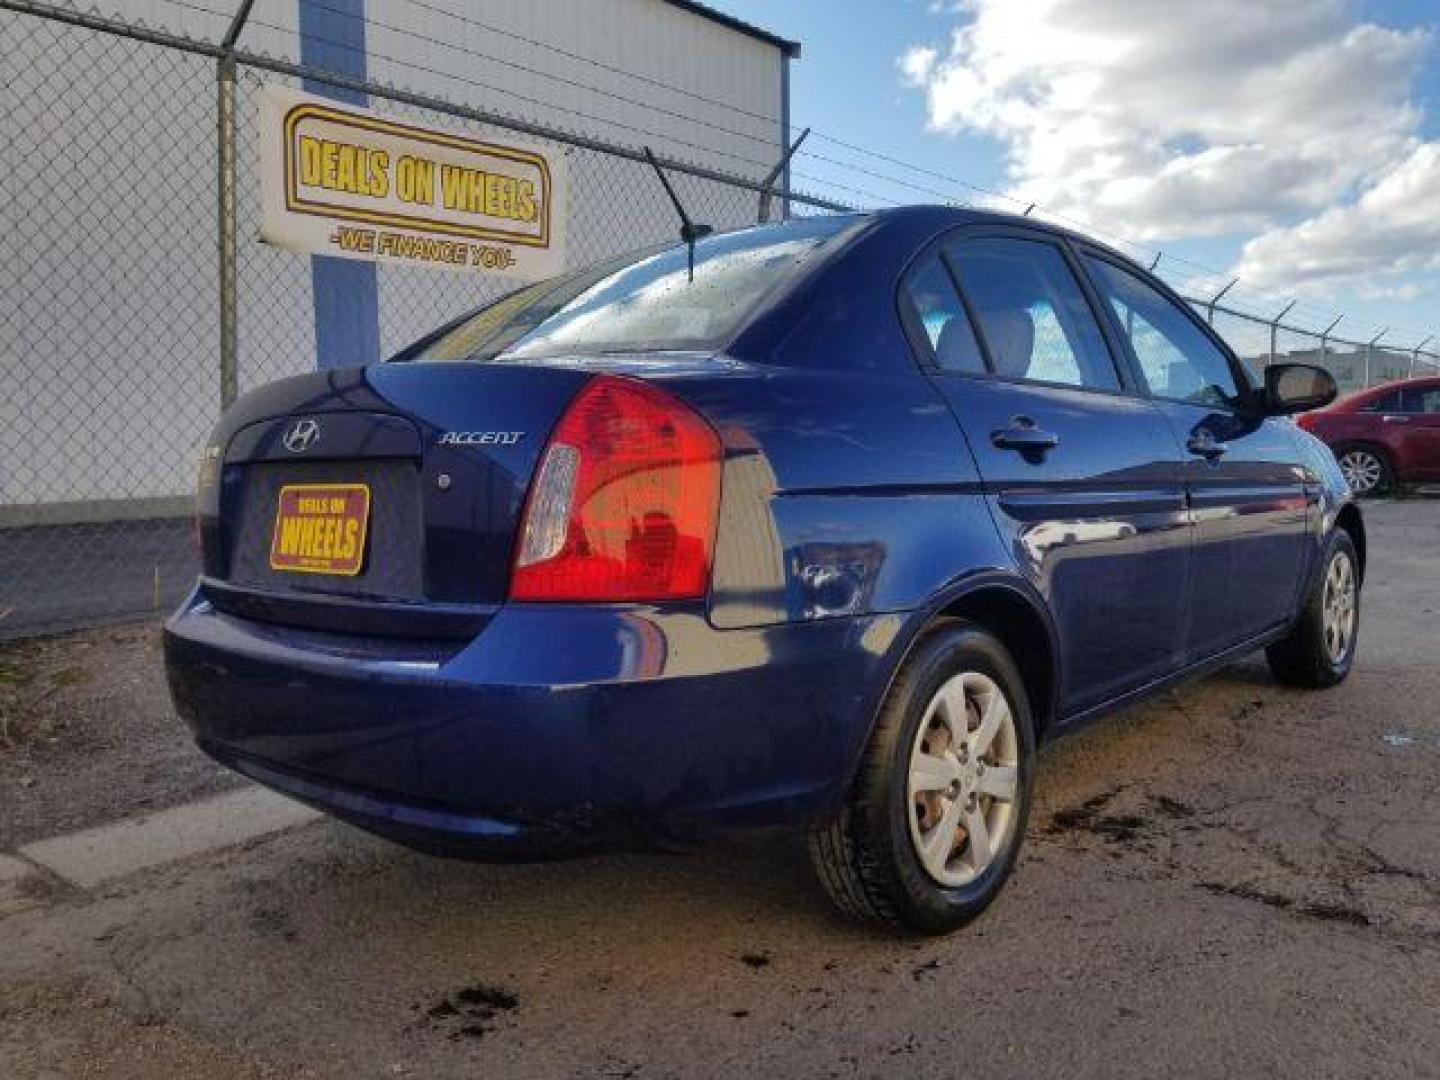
(14, 786, 321, 891)
(0, 852, 44, 917)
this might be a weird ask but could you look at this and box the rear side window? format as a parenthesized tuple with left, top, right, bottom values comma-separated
(946, 238, 1120, 391)
(1083, 255, 1242, 408)
(900, 254, 984, 373)
(1400, 387, 1440, 413)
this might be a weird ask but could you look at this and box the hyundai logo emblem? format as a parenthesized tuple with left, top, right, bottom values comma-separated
(282, 418, 320, 453)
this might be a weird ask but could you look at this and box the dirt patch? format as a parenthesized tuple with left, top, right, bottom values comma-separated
(0, 621, 243, 847)
(0, 650, 87, 750)
(0, 977, 287, 1079)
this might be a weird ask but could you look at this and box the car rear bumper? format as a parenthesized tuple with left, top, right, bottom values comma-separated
(164, 589, 908, 857)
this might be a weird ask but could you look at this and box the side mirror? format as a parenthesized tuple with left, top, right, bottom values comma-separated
(1264, 362, 1336, 415)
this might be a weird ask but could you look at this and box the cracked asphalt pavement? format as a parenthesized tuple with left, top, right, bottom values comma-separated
(2, 500, 1438, 1079)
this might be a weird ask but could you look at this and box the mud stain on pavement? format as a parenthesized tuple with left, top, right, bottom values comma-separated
(417, 982, 520, 1041)
(1196, 882, 1373, 927)
(1045, 788, 1154, 847)
(1149, 794, 1196, 820)
(247, 907, 297, 942)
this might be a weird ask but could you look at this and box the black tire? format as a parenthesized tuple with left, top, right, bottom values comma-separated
(1334, 444, 1393, 497)
(808, 621, 1036, 934)
(1266, 529, 1360, 688)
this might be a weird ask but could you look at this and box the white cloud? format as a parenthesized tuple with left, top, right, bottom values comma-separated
(899, 0, 1435, 293)
(898, 45, 939, 86)
(1356, 280, 1425, 302)
(1236, 142, 1440, 292)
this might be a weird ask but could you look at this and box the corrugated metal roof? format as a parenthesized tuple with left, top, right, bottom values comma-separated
(657, 0, 802, 57)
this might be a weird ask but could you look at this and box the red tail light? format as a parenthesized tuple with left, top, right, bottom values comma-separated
(510, 375, 722, 602)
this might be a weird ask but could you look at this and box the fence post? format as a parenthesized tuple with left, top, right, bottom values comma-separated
(1205, 278, 1238, 325)
(1267, 299, 1296, 368)
(1410, 335, 1434, 379)
(217, 0, 257, 410)
(1318, 315, 1342, 360)
(756, 128, 810, 224)
(1365, 329, 1388, 389)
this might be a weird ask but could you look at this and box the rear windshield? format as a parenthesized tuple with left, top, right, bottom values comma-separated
(406, 215, 862, 363)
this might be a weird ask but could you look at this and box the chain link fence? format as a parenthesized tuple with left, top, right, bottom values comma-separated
(1201, 301, 1439, 396)
(1, 7, 223, 639)
(2, 0, 1436, 640)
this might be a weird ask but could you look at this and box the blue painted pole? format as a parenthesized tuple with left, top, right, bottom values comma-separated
(298, 0, 380, 370)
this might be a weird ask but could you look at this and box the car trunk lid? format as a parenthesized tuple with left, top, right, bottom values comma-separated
(202, 362, 594, 634)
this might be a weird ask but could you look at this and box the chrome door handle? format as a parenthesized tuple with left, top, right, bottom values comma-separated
(991, 417, 1060, 458)
(1381, 415, 1409, 423)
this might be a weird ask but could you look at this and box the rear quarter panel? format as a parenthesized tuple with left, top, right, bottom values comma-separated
(695, 212, 1040, 631)
(653, 363, 1011, 630)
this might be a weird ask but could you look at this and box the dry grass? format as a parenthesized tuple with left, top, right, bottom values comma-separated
(0, 650, 85, 751)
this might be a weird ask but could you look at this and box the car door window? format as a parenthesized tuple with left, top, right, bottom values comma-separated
(946, 238, 1120, 391)
(1083, 255, 1242, 408)
(1401, 387, 1440, 413)
(1364, 391, 1403, 412)
(899, 254, 984, 374)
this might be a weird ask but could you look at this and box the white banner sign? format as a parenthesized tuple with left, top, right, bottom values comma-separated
(259, 86, 566, 279)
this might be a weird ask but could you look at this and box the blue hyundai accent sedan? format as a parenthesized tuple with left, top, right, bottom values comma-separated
(165, 207, 1363, 933)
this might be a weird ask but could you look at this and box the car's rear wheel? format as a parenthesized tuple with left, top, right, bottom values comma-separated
(808, 621, 1035, 934)
(1266, 529, 1360, 688)
(1335, 445, 1392, 496)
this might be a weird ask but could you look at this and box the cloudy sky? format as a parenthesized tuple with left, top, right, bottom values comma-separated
(722, 0, 1439, 346)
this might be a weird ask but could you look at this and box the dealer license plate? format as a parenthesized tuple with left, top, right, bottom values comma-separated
(268, 483, 370, 576)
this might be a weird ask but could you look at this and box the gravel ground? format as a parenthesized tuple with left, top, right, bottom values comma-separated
(0, 622, 242, 848)
(1, 499, 1438, 1079)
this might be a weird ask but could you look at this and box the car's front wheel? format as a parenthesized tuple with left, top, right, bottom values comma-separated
(1266, 529, 1360, 688)
(808, 621, 1035, 934)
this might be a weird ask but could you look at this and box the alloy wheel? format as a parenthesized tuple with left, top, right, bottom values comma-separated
(1322, 549, 1357, 664)
(1338, 450, 1383, 494)
(906, 671, 1020, 887)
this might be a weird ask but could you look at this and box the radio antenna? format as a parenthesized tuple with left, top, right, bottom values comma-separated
(643, 147, 712, 281)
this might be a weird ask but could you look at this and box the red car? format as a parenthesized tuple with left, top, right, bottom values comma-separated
(1297, 376, 1440, 495)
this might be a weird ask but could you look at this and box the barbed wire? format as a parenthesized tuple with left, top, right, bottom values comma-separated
(143, 0, 905, 211)
(83, 0, 1436, 348)
(796, 125, 1435, 347)
(309, 0, 784, 127)
(141, 0, 785, 176)
(242, 0, 788, 150)
(9, 0, 1440, 353)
